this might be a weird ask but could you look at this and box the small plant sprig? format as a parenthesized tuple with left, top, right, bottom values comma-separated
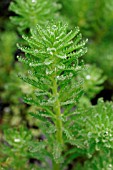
(75, 151, 113, 170)
(60, 98, 113, 169)
(60, 0, 113, 40)
(77, 64, 106, 108)
(74, 99, 113, 157)
(9, 0, 62, 33)
(17, 22, 87, 169)
(87, 41, 113, 86)
(79, 65, 106, 99)
(0, 127, 34, 170)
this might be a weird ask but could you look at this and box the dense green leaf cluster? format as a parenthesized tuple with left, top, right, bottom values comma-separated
(0, 0, 113, 170)
(0, 31, 17, 87)
(77, 64, 106, 108)
(60, 0, 113, 39)
(9, 0, 62, 32)
(17, 22, 87, 168)
(0, 127, 32, 170)
(18, 22, 87, 109)
(87, 42, 113, 85)
(78, 64, 106, 99)
(59, 0, 113, 85)
(61, 99, 113, 169)
(75, 152, 113, 170)
(75, 99, 113, 156)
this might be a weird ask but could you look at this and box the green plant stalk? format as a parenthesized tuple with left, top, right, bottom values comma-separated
(16, 22, 88, 169)
(52, 73, 63, 170)
(53, 162, 60, 170)
(53, 79, 63, 144)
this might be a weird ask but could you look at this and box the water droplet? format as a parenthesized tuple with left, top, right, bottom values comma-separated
(4, 107, 10, 113)
(57, 64, 65, 70)
(29, 62, 42, 67)
(35, 92, 46, 96)
(86, 75, 91, 80)
(29, 63, 32, 66)
(61, 99, 75, 106)
(34, 49, 38, 53)
(47, 47, 56, 52)
(46, 69, 53, 75)
(108, 164, 112, 168)
(14, 138, 20, 142)
(50, 32, 54, 36)
(56, 32, 64, 40)
(94, 113, 99, 118)
(54, 67, 57, 71)
(52, 25, 57, 30)
(76, 66, 81, 71)
(32, 0, 36, 2)
(69, 72, 73, 77)
(28, 70, 32, 74)
(110, 134, 112, 137)
(87, 153, 92, 158)
(84, 140, 88, 146)
(56, 54, 67, 59)
(88, 132, 92, 138)
(47, 47, 56, 55)
(56, 75, 66, 81)
(96, 138, 99, 143)
(95, 145, 100, 151)
(104, 131, 109, 136)
(44, 58, 53, 65)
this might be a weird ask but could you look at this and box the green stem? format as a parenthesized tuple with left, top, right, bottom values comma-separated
(53, 78, 63, 144)
(52, 77, 63, 170)
(53, 162, 60, 170)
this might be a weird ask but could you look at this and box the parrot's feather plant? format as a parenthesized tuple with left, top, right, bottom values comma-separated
(1, 0, 113, 169)
(0, 0, 62, 129)
(59, 0, 113, 86)
(9, 0, 62, 33)
(17, 22, 87, 169)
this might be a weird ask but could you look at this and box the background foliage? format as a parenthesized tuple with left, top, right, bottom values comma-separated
(0, 0, 113, 169)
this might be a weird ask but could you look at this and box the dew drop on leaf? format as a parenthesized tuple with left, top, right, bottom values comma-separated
(44, 58, 53, 65)
(108, 164, 112, 168)
(34, 49, 38, 53)
(47, 47, 56, 52)
(46, 69, 53, 75)
(32, 0, 36, 2)
(57, 64, 65, 70)
(52, 25, 57, 30)
(57, 54, 67, 59)
(56, 75, 66, 81)
(86, 75, 91, 80)
(69, 72, 73, 77)
(14, 138, 21, 142)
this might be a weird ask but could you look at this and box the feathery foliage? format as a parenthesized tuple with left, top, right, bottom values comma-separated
(61, 98, 113, 169)
(0, 31, 17, 87)
(0, 0, 113, 169)
(75, 152, 113, 170)
(78, 65, 106, 99)
(9, 0, 62, 33)
(17, 21, 87, 169)
(59, 0, 113, 86)
(75, 99, 113, 156)
(0, 127, 32, 170)
(60, 0, 113, 40)
(77, 64, 106, 107)
(87, 42, 113, 86)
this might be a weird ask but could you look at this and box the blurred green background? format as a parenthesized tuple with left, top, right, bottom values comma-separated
(0, 0, 113, 169)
